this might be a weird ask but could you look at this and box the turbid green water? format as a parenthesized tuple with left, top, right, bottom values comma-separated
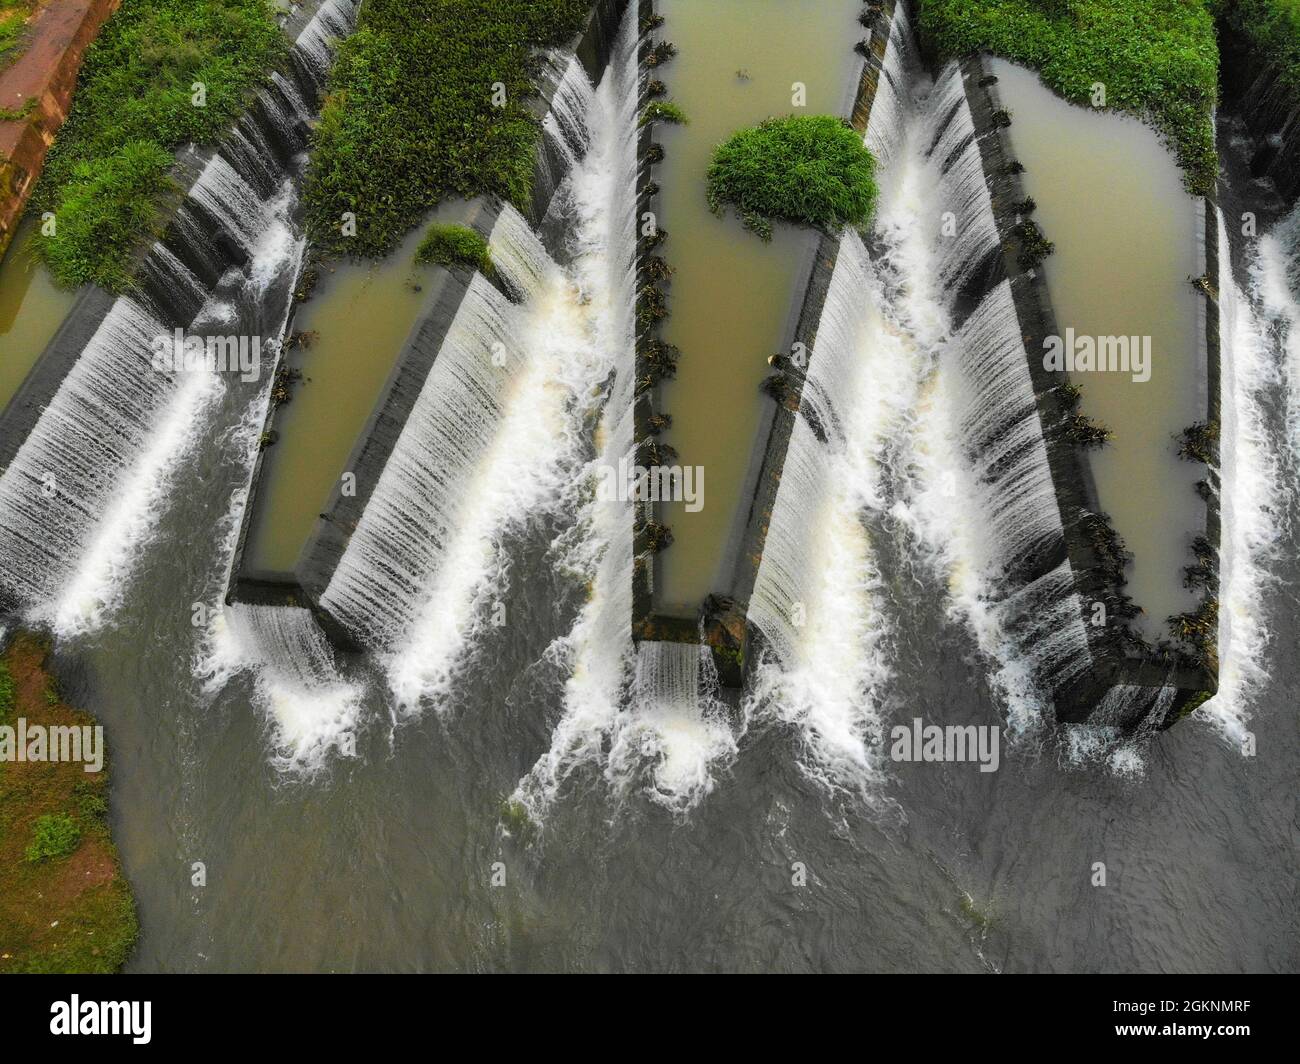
(0, 218, 78, 416)
(243, 227, 432, 573)
(991, 58, 1204, 638)
(651, 0, 863, 617)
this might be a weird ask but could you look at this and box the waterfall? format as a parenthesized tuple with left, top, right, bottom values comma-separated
(0, 0, 358, 626)
(542, 52, 598, 168)
(745, 54, 1089, 760)
(1201, 205, 1295, 740)
(515, 4, 687, 816)
(319, 272, 534, 651)
(924, 65, 1002, 296)
(863, 1, 916, 169)
(489, 204, 556, 301)
(0, 297, 176, 606)
(606, 641, 737, 812)
(293, 0, 356, 95)
(216, 603, 362, 771)
(746, 235, 897, 799)
(536, 52, 599, 224)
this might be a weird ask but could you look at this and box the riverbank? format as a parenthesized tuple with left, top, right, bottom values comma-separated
(0, 632, 137, 973)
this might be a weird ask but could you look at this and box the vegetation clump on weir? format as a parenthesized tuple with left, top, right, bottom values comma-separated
(304, 0, 591, 259)
(918, 0, 1219, 194)
(415, 222, 494, 276)
(705, 115, 878, 240)
(0, 636, 138, 973)
(30, 0, 287, 291)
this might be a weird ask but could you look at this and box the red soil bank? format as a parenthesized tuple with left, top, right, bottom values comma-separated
(0, 0, 121, 261)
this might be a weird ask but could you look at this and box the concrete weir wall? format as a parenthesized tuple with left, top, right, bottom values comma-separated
(225, 0, 630, 642)
(955, 57, 1219, 727)
(630, 0, 899, 680)
(0, 0, 122, 262)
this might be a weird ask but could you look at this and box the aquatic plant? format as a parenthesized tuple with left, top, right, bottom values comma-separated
(1176, 419, 1220, 463)
(1013, 218, 1054, 270)
(643, 256, 673, 282)
(36, 141, 175, 292)
(639, 101, 688, 128)
(1064, 412, 1112, 448)
(644, 40, 677, 67)
(920, 0, 1218, 194)
(415, 223, 493, 276)
(1169, 596, 1219, 669)
(1183, 534, 1218, 590)
(706, 115, 878, 241)
(646, 413, 673, 434)
(642, 521, 674, 552)
(25, 814, 81, 863)
(32, 0, 287, 290)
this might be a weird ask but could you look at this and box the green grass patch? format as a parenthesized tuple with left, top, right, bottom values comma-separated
(303, 0, 591, 259)
(415, 222, 493, 275)
(918, 0, 1219, 195)
(31, 0, 287, 291)
(705, 115, 878, 241)
(25, 812, 81, 862)
(0, 635, 138, 973)
(38, 140, 175, 292)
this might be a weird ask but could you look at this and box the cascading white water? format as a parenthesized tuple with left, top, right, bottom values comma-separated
(745, 235, 896, 800)
(515, 5, 721, 817)
(863, 3, 916, 169)
(542, 52, 598, 168)
(1200, 205, 1296, 741)
(609, 641, 737, 812)
(0, 297, 176, 602)
(320, 34, 634, 718)
(320, 272, 533, 651)
(489, 204, 556, 301)
(748, 41, 1090, 772)
(214, 603, 362, 771)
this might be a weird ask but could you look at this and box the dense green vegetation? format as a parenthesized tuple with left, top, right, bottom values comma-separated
(303, 0, 590, 258)
(32, 0, 286, 290)
(918, 0, 1219, 194)
(415, 222, 493, 275)
(705, 115, 878, 240)
(0, 636, 138, 973)
(38, 141, 175, 292)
